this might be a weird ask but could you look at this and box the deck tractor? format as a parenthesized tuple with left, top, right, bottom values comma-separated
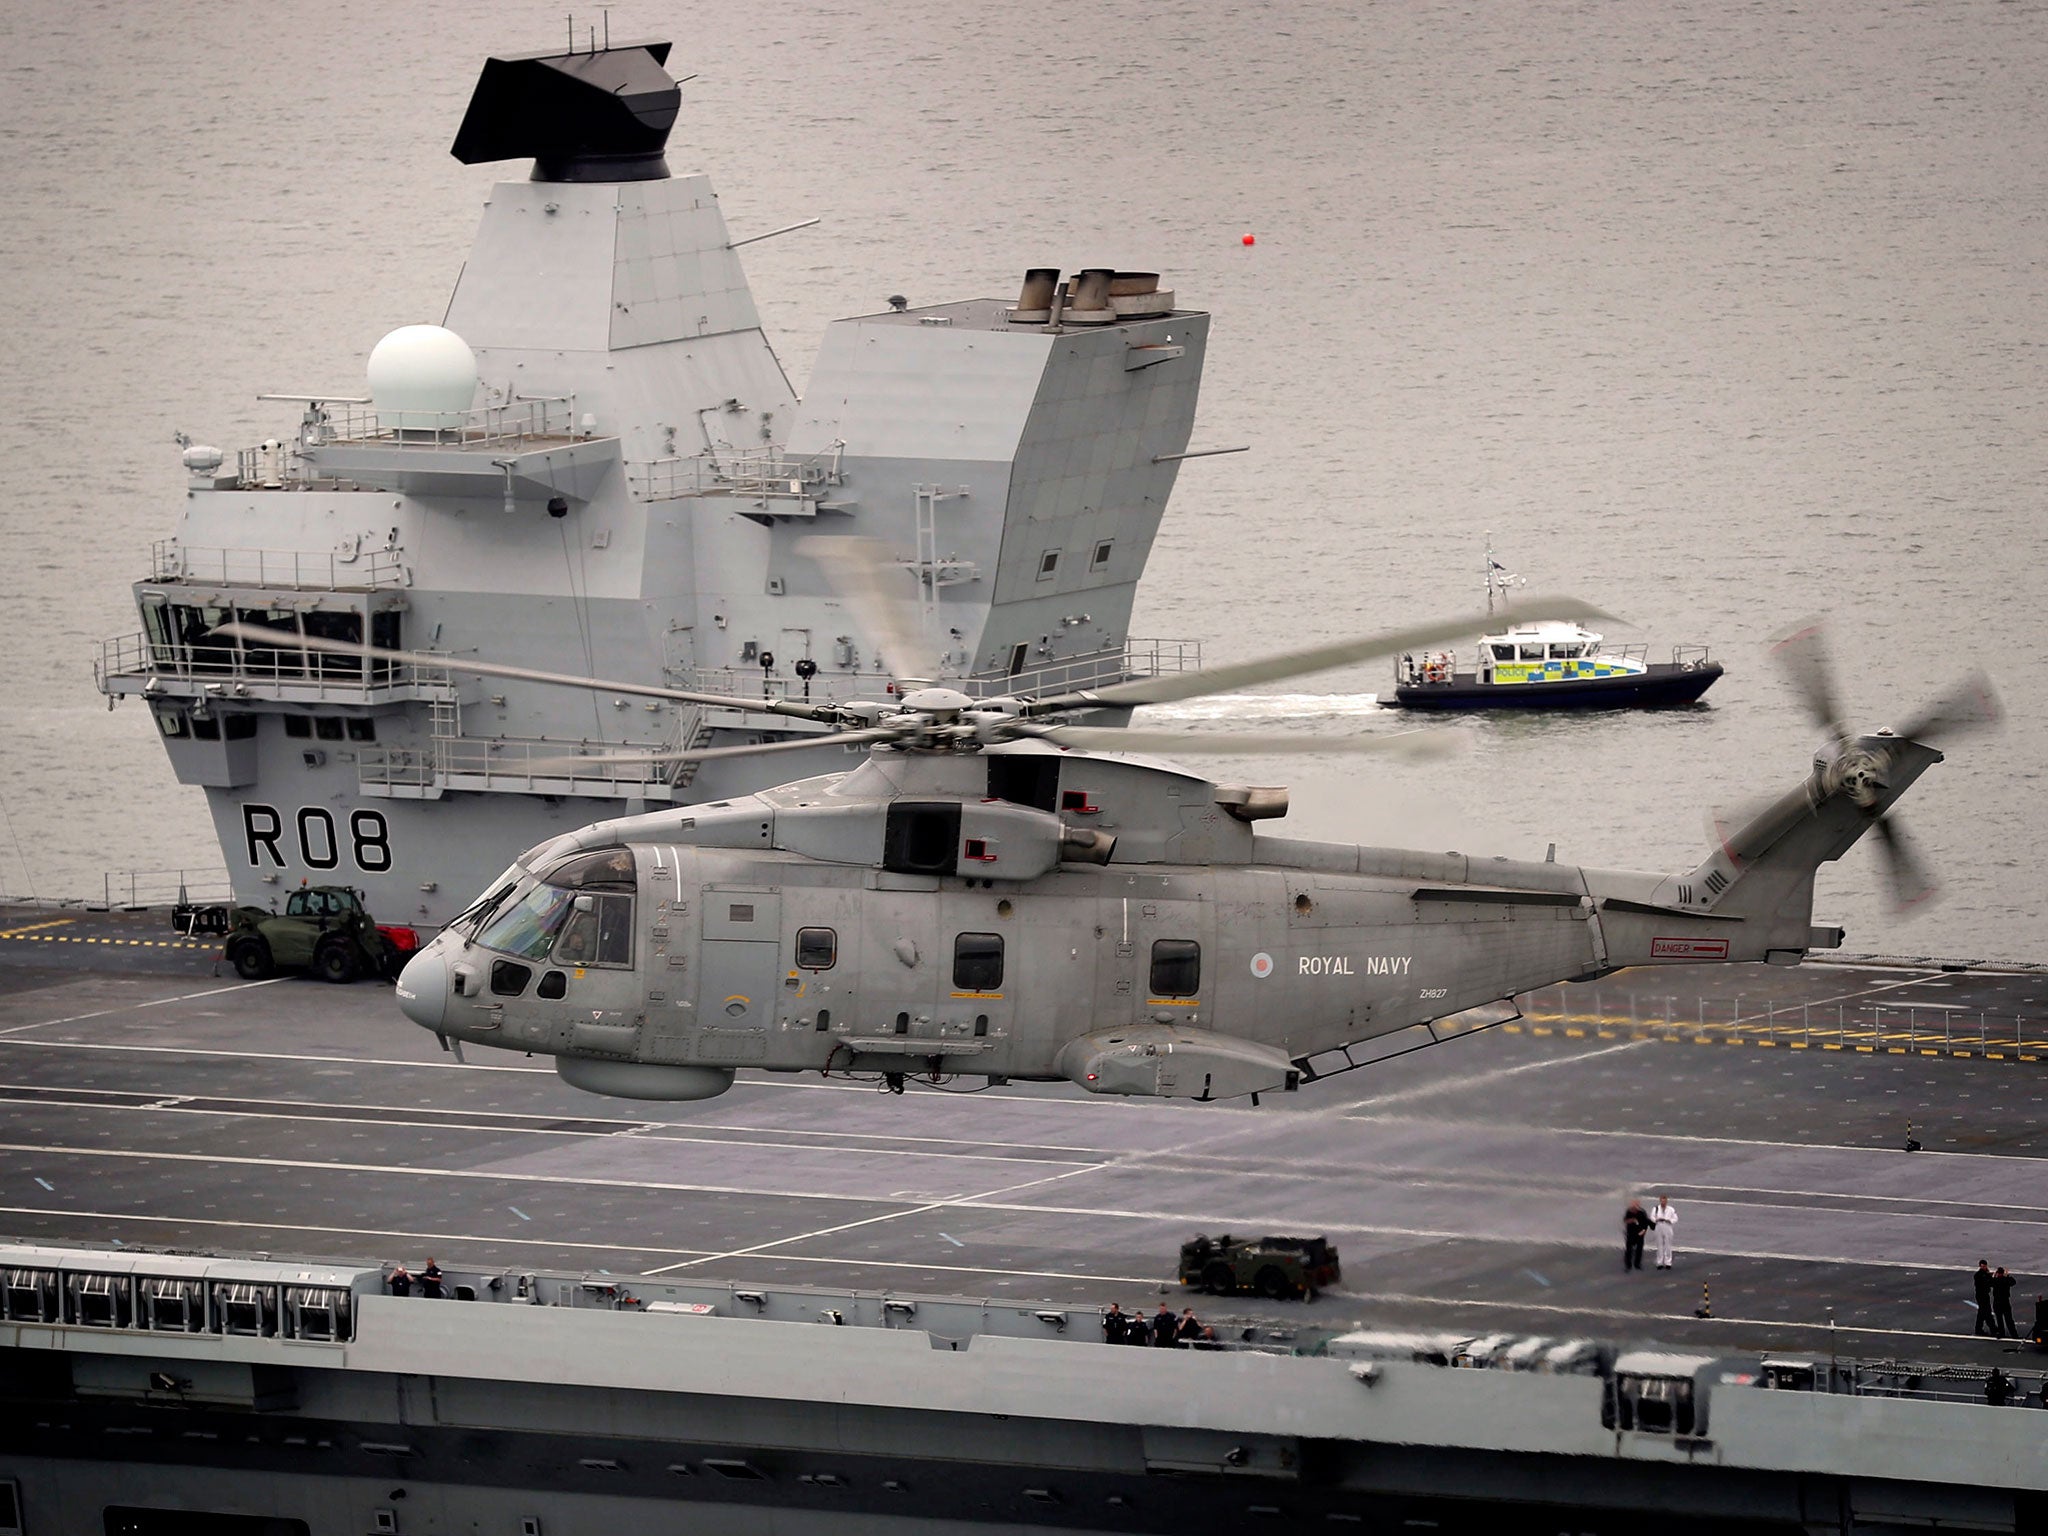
(222, 885, 415, 983)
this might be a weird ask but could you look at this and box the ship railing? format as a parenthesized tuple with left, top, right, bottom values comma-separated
(94, 631, 447, 701)
(147, 540, 407, 591)
(359, 718, 701, 796)
(1670, 643, 1714, 668)
(88, 869, 234, 911)
(303, 395, 579, 451)
(629, 447, 844, 505)
(682, 641, 1201, 709)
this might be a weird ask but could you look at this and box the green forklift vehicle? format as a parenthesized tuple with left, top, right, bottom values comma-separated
(222, 885, 412, 983)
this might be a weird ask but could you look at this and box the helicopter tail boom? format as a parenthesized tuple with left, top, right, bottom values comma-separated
(1598, 734, 1944, 965)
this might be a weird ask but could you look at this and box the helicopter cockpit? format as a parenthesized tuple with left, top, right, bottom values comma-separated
(470, 849, 636, 969)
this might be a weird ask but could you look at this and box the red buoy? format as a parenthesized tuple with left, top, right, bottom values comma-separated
(1241, 232, 1256, 246)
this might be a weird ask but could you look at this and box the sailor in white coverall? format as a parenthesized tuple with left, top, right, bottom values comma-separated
(1650, 1195, 1678, 1269)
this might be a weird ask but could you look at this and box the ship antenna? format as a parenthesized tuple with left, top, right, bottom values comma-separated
(1484, 531, 1496, 617)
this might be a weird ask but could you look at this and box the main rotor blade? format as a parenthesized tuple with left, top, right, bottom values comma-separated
(1766, 620, 1846, 741)
(1889, 670, 2001, 746)
(1873, 814, 1939, 911)
(1024, 596, 1614, 713)
(519, 727, 902, 775)
(208, 624, 834, 722)
(796, 534, 935, 681)
(1027, 725, 1472, 759)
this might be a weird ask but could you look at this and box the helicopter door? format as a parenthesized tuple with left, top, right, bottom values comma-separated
(698, 888, 781, 1065)
(853, 875, 940, 1046)
(1095, 891, 1215, 1036)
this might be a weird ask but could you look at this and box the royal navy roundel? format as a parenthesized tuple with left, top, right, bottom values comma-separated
(1250, 951, 1274, 979)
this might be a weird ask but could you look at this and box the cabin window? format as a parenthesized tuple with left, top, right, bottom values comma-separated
(315, 717, 345, 741)
(1490, 644, 1513, 661)
(1007, 641, 1029, 677)
(1090, 540, 1113, 570)
(1150, 939, 1201, 997)
(284, 715, 311, 738)
(191, 715, 221, 741)
(479, 850, 636, 963)
(154, 707, 189, 738)
(884, 801, 961, 875)
(490, 960, 532, 996)
(223, 713, 258, 740)
(954, 933, 1004, 990)
(1518, 643, 1544, 661)
(537, 970, 567, 1000)
(795, 927, 837, 970)
(1037, 550, 1060, 579)
(345, 717, 377, 742)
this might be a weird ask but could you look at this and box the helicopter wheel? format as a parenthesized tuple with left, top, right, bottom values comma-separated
(228, 937, 274, 981)
(314, 939, 359, 984)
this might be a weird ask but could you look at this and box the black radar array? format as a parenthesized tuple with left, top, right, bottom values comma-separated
(451, 40, 681, 183)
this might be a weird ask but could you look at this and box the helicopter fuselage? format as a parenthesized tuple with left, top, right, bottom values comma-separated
(396, 736, 1937, 1103)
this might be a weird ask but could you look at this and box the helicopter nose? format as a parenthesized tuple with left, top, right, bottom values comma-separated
(395, 948, 448, 1032)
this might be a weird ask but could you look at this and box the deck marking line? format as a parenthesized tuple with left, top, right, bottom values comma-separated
(0, 977, 290, 1037)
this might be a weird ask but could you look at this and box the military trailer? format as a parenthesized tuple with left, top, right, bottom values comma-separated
(222, 884, 410, 983)
(1179, 1233, 1341, 1300)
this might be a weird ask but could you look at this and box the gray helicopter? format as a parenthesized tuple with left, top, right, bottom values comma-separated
(242, 591, 1993, 1106)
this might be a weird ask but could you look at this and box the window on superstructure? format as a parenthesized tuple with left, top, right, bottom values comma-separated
(301, 610, 364, 681)
(1518, 644, 1544, 661)
(1038, 550, 1060, 579)
(1091, 540, 1113, 570)
(315, 717, 344, 741)
(345, 718, 376, 742)
(224, 714, 257, 740)
(1490, 644, 1514, 661)
(284, 716, 312, 738)
(190, 716, 221, 741)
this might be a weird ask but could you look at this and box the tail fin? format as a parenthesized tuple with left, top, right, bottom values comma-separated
(1651, 735, 1944, 956)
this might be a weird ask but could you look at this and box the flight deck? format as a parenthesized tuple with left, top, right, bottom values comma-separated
(4, 902, 2045, 1374)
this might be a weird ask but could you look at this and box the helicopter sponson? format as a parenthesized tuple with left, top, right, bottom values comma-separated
(394, 728, 1943, 1106)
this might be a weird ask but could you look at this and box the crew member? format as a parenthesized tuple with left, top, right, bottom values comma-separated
(1176, 1307, 1204, 1345)
(1101, 1303, 1128, 1344)
(419, 1257, 445, 1300)
(1623, 1201, 1650, 1272)
(1650, 1195, 1678, 1270)
(1151, 1302, 1177, 1346)
(1974, 1259, 1997, 1337)
(1993, 1266, 2019, 1339)
(387, 1263, 412, 1298)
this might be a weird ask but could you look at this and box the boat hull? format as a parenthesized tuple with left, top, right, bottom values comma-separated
(1391, 660, 1723, 711)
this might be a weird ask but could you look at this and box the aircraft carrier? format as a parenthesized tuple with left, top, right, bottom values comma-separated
(4, 905, 2046, 1533)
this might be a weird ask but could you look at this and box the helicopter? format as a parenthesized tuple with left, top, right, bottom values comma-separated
(228, 566, 1995, 1108)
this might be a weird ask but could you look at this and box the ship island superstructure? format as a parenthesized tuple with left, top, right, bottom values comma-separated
(93, 41, 1208, 928)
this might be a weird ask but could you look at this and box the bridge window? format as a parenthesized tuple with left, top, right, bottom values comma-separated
(315, 717, 345, 741)
(1038, 550, 1060, 579)
(796, 927, 837, 970)
(345, 717, 376, 742)
(1091, 540, 1113, 570)
(1150, 940, 1201, 997)
(954, 933, 1004, 990)
(285, 716, 311, 738)
(1491, 644, 1514, 661)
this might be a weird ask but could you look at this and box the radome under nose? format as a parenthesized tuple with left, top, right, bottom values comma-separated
(395, 948, 448, 1031)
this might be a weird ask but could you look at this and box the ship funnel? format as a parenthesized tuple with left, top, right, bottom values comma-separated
(1066, 267, 1116, 324)
(1009, 267, 1060, 323)
(451, 42, 681, 183)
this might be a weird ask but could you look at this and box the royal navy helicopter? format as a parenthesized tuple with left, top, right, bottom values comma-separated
(229, 567, 1994, 1106)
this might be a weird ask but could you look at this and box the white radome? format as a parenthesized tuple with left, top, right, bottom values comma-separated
(367, 324, 479, 427)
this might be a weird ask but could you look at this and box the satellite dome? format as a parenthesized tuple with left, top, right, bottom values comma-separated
(367, 325, 478, 429)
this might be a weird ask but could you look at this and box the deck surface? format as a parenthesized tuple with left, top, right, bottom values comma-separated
(4, 903, 2046, 1371)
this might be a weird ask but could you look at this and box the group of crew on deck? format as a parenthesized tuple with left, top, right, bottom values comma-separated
(1101, 1302, 1218, 1348)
